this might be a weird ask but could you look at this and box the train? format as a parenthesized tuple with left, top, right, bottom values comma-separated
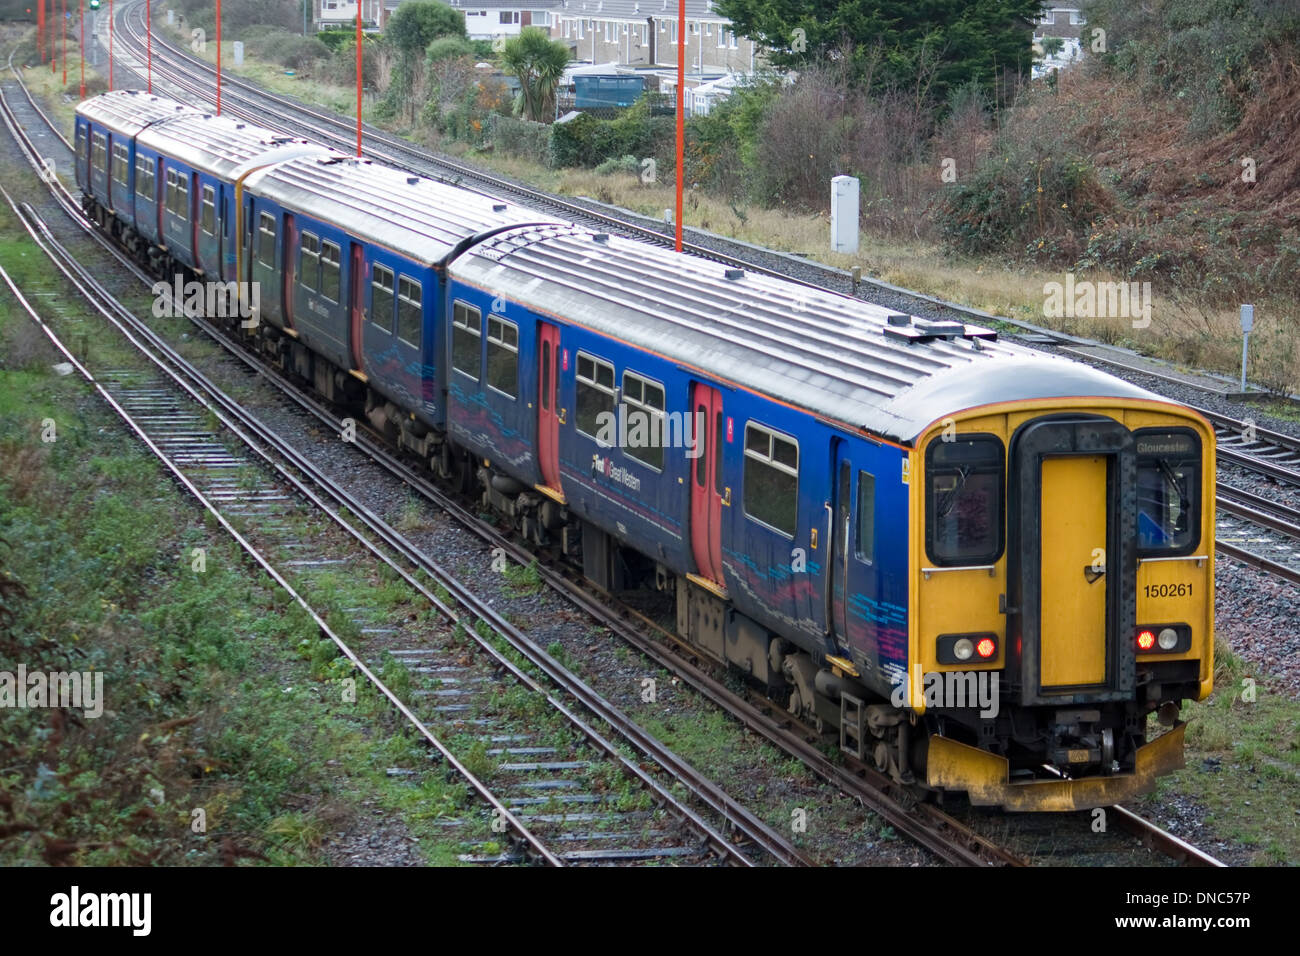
(74, 90, 1215, 812)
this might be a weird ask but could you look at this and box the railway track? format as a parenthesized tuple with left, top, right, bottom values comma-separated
(1, 77, 813, 869)
(9, 39, 1231, 869)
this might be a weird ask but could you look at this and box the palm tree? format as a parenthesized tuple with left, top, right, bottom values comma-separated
(500, 27, 571, 122)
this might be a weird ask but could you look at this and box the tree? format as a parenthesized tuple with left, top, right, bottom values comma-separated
(499, 27, 571, 122)
(385, 1, 467, 60)
(714, 0, 1043, 104)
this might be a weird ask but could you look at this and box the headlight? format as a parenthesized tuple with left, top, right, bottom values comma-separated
(1158, 627, 1179, 650)
(953, 638, 974, 661)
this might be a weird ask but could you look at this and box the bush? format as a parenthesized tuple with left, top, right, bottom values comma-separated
(547, 97, 673, 169)
(594, 154, 641, 175)
(489, 114, 550, 159)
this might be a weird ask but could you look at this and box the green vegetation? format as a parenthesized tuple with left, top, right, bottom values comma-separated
(715, 0, 1043, 103)
(499, 27, 570, 122)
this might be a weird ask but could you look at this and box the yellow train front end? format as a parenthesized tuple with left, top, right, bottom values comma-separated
(905, 396, 1214, 811)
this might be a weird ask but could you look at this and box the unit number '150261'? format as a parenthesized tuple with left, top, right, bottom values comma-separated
(1144, 583, 1192, 598)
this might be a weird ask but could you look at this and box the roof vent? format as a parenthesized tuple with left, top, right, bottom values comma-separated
(407, 176, 419, 185)
(886, 313, 911, 326)
(492, 203, 508, 212)
(235, 123, 246, 129)
(593, 233, 610, 243)
(724, 268, 745, 280)
(913, 318, 966, 338)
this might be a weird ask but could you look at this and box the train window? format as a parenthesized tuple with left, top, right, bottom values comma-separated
(135, 155, 155, 200)
(856, 471, 875, 563)
(91, 133, 106, 175)
(370, 264, 395, 333)
(925, 435, 1004, 566)
(452, 301, 480, 377)
(201, 186, 216, 236)
(320, 242, 341, 302)
(576, 352, 615, 440)
(164, 169, 176, 213)
(743, 423, 799, 538)
(397, 277, 422, 348)
(622, 372, 665, 470)
(298, 233, 320, 292)
(111, 143, 129, 188)
(175, 176, 189, 222)
(1135, 429, 1200, 555)
(75, 126, 85, 165)
(256, 212, 275, 265)
(541, 342, 551, 411)
(486, 316, 518, 398)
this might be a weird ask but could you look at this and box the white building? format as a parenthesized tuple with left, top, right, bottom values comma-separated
(444, 1, 563, 41)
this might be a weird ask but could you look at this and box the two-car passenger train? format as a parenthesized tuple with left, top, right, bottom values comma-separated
(74, 90, 1215, 811)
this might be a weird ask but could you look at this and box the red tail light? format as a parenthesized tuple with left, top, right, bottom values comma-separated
(976, 637, 997, 659)
(1137, 630, 1156, 651)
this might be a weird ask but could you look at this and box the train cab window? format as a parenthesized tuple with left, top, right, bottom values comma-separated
(1135, 429, 1200, 555)
(452, 301, 481, 377)
(201, 186, 216, 236)
(856, 470, 876, 563)
(925, 435, 1004, 566)
(370, 264, 395, 333)
(298, 232, 321, 292)
(486, 316, 518, 398)
(135, 155, 155, 200)
(111, 143, 129, 188)
(743, 423, 799, 538)
(576, 353, 615, 439)
(256, 212, 275, 266)
(622, 372, 665, 470)
(397, 277, 422, 348)
(320, 242, 341, 302)
(75, 126, 86, 164)
(175, 176, 189, 222)
(91, 132, 106, 175)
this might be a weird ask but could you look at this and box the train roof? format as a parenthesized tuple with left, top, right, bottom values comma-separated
(450, 226, 1161, 443)
(135, 112, 336, 179)
(74, 90, 199, 137)
(241, 156, 563, 269)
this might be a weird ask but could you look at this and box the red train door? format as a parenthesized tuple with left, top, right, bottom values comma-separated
(190, 172, 200, 269)
(690, 382, 725, 587)
(349, 243, 365, 374)
(537, 322, 561, 491)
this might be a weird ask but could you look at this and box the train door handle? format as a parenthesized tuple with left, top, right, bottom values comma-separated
(722, 486, 731, 506)
(558, 408, 567, 424)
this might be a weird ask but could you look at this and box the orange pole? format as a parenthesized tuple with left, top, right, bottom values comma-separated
(61, 0, 67, 85)
(38, 0, 45, 65)
(79, 0, 84, 97)
(356, 1, 362, 157)
(51, 0, 56, 72)
(674, 0, 684, 251)
(146, 0, 151, 93)
(216, 0, 221, 114)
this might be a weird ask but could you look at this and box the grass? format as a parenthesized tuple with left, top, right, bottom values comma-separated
(1131, 642, 1300, 865)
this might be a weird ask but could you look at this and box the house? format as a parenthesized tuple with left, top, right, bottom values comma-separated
(443, 0, 564, 42)
(1035, 6, 1087, 40)
(316, 0, 385, 31)
(551, 0, 759, 76)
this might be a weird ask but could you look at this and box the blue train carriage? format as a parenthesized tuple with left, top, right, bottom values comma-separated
(133, 113, 331, 284)
(238, 157, 561, 457)
(74, 91, 197, 247)
(447, 227, 915, 692)
(451, 227, 1215, 810)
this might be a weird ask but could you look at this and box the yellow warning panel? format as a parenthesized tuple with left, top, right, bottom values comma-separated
(1039, 456, 1108, 687)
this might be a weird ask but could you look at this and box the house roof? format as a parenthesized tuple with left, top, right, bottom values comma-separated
(553, 0, 730, 21)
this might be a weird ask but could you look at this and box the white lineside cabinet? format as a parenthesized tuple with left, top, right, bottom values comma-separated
(831, 175, 859, 254)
